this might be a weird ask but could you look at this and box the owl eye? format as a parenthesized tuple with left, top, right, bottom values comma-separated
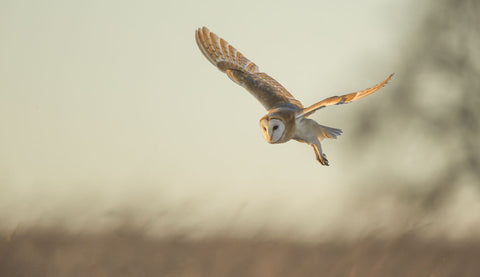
(273, 125, 279, 131)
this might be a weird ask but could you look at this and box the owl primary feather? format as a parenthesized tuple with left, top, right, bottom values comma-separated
(195, 26, 393, 166)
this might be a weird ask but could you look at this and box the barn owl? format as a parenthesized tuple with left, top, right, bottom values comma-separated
(195, 27, 393, 166)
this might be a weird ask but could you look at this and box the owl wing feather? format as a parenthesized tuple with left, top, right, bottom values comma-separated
(297, 74, 394, 118)
(195, 27, 303, 111)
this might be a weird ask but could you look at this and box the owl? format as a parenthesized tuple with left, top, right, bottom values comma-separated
(195, 27, 393, 166)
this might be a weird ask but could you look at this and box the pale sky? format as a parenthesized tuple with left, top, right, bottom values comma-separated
(3, 0, 459, 240)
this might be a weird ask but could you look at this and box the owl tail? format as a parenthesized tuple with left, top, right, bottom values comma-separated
(316, 124, 342, 140)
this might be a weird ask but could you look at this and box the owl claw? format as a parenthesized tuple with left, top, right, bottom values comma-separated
(319, 154, 329, 166)
(315, 152, 329, 166)
(309, 142, 330, 166)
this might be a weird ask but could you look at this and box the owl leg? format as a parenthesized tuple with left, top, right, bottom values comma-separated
(310, 140, 329, 166)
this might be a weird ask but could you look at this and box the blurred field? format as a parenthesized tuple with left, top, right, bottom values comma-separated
(2, 228, 480, 277)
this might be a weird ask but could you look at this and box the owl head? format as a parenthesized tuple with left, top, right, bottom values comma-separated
(259, 108, 296, 144)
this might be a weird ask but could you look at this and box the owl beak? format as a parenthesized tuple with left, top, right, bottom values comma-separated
(262, 129, 273, 143)
(266, 131, 274, 143)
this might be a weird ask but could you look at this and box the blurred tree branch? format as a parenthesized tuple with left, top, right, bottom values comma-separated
(353, 0, 480, 207)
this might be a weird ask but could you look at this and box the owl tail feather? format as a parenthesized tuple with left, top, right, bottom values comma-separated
(316, 124, 342, 140)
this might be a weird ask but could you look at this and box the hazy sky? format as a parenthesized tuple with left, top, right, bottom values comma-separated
(1, 0, 448, 239)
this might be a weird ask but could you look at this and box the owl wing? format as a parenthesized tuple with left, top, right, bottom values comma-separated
(195, 27, 303, 111)
(296, 74, 394, 118)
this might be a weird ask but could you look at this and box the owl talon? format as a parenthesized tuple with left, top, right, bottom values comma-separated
(322, 154, 329, 166)
(319, 154, 329, 166)
(315, 153, 329, 166)
(310, 142, 330, 166)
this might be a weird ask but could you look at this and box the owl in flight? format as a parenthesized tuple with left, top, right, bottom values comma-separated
(195, 27, 393, 166)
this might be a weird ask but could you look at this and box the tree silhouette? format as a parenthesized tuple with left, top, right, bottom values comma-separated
(353, 0, 480, 208)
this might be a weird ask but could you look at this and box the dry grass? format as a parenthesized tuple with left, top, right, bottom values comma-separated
(1, 228, 480, 276)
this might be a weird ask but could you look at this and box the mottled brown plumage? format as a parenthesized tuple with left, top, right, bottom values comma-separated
(195, 27, 302, 110)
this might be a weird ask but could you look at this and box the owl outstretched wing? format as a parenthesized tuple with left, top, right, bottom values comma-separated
(195, 27, 303, 111)
(296, 74, 394, 118)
